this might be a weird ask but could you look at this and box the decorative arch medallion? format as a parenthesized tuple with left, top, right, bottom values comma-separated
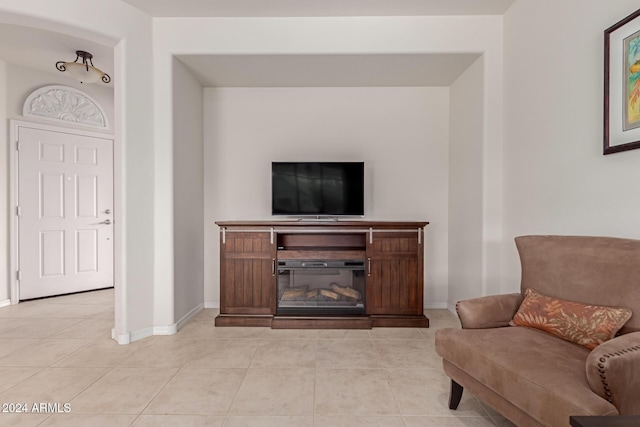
(23, 85, 109, 129)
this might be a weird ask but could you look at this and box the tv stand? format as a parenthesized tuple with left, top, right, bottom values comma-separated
(295, 216, 340, 221)
(215, 220, 429, 329)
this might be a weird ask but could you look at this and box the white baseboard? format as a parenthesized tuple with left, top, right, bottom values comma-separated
(204, 301, 220, 309)
(111, 328, 131, 345)
(111, 303, 204, 344)
(176, 303, 203, 331)
(153, 303, 205, 336)
(113, 326, 161, 345)
(153, 324, 177, 335)
(0, 299, 11, 308)
(447, 303, 457, 314)
(129, 327, 153, 343)
(424, 302, 448, 309)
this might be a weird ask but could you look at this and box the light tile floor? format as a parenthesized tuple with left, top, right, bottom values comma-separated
(0, 289, 516, 426)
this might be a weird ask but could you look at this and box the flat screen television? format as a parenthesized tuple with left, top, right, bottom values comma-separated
(272, 162, 365, 216)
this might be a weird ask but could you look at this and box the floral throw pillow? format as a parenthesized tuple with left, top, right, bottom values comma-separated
(509, 288, 632, 350)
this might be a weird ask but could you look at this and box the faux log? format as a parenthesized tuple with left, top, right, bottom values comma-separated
(281, 286, 308, 300)
(319, 289, 339, 300)
(330, 283, 361, 300)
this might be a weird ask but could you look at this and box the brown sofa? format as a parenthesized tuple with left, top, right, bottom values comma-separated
(435, 235, 640, 427)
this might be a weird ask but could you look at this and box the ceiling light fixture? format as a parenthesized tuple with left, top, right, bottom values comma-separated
(55, 50, 111, 84)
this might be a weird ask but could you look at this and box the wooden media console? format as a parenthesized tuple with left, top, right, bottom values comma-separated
(215, 220, 429, 329)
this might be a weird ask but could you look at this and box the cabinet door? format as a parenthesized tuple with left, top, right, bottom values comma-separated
(220, 231, 276, 315)
(366, 231, 423, 315)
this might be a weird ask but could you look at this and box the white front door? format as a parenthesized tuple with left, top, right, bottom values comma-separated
(17, 125, 114, 300)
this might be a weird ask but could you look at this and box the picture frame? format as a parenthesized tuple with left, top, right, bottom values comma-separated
(604, 8, 640, 154)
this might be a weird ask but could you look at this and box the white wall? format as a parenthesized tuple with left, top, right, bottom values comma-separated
(204, 86, 450, 307)
(4, 63, 114, 125)
(0, 0, 155, 344)
(0, 60, 7, 305)
(0, 6, 508, 337)
(448, 56, 485, 308)
(157, 15, 504, 310)
(502, 0, 640, 289)
(172, 57, 204, 323)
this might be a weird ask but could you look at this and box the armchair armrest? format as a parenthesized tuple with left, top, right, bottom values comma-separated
(586, 331, 640, 415)
(455, 293, 522, 329)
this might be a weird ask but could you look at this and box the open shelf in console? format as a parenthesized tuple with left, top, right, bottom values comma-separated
(277, 233, 366, 260)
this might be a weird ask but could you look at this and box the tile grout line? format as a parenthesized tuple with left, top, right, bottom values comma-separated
(0, 317, 87, 340)
(55, 364, 116, 418)
(221, 328, 264, 423)
(380, 360, 409, 427)
(0, 318, 40, 337)
(313, 333, 318, 427)
(0, 300, 116, 416)
(0, 365, 46, 396)
(134, 338, 200, 420)
(120, 367, 181, 420)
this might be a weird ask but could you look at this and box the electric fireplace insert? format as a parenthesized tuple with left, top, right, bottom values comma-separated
(276, 259, 366, 316)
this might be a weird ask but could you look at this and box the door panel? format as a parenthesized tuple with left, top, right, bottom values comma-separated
(18, 126, 114, 300)
(220, 232, 275, 315)
(76, 175, 98, 217)
(40, 230, 65, 277)
(76, 230, 98, 273)
(41, 173, 65, 218)
(366, 232, 423, 315)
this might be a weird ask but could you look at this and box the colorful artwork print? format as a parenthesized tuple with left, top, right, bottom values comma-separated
(624, 29, 640, 130)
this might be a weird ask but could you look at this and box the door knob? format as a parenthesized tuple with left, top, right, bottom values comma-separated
(100, 219, 112, 225)
(104, 209, 111, 214)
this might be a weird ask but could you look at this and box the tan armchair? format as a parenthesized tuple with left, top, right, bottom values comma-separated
(435, 235, 640, 427)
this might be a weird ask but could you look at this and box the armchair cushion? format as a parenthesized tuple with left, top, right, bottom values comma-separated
(510, 288, 632, 350)
(435, 326, 617, 426)
(456, 293, 522, 329)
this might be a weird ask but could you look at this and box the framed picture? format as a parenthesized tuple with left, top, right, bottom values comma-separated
(604, 8, 640, 154)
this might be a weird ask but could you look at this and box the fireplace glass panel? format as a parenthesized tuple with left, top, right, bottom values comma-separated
(276, 260, 366, 315)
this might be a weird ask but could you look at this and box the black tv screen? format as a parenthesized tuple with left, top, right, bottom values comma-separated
(272, 162, 364, 216)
